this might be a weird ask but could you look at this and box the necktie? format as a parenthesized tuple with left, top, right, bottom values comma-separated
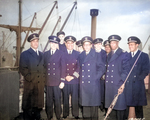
(51, 51, 53, 55)
(132, 52, 134, 57)
(69, 51, 71, 54)
(111, 50, 114, 57)
(35, 50, 38, 56)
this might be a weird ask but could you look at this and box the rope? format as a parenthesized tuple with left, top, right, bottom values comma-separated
(0, 32, 12, 49)
(22, 2, 53, 22)
(71, 8, 76, 34)
(22, 1, 32, 16)
(5, 33, 16, 50)
(77, 10, 82, 38)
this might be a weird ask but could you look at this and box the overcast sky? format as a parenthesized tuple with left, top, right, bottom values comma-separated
(0, 0, 150, 54)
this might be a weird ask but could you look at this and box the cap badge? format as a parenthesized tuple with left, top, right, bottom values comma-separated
(85, 37, 88, 40)
(69, 37, 72, 40)
(112, 36, 115, 39)
(33, 35, 36, 38)
(54, 37, 56, 41)
(129, 38, 132, 41)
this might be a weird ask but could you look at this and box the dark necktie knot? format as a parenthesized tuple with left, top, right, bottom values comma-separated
(69, 51, 71, 54)
(111, 50, 114, 57)
(35, 50, 38, 56)
(132, 52, 134, 57)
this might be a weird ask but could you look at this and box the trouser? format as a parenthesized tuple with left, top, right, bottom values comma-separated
(108, 109, 126, 120)
(23, 107, 41, 120)
(100, 79, 105, 112)
(62, 84, 79, 117)
(126, 106, 143, 119)
(82, 106, 98, 120)
(45, 86, 62, 119)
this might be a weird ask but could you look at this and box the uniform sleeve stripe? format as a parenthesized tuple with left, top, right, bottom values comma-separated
(73, 72, 79, 78)
(61, 78, 65, 81)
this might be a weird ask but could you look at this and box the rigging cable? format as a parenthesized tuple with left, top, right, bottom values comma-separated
(0, 32, 12, 49)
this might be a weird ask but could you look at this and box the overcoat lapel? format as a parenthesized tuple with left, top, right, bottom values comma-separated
(109, 48, 122, 63)
(83, 49, 95, 63)
(129, 50, 140, 65)
(49, 49, 59, 62)
(28, 48, 38, 59)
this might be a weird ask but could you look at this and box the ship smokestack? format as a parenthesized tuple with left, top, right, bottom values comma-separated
(90, 9, 99, 40)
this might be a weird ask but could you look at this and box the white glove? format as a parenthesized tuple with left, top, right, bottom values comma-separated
(59, 82, 65, 89)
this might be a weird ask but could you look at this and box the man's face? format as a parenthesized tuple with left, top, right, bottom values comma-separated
(30, 39, 39, 49)
(110, 41, 119, 50)
(128, 42, 138, 52)
(94, 43, 102, 51)
(65, 41, 74, 50)
(50, 42, 58, 50)
(83, 42, 92, 52)
(58, 34, 65, 44)
(105, 45, 111, 54)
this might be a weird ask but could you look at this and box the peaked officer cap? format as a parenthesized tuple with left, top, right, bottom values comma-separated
(127, 36, 141, 44)
(108, 35, 121, 42)
(81, 36, 93, 44)
(64, 35, 76, 42)
(48, 36, 60, 44)
(76, 40, 82, 47)
(103, 40, 110, 46)
(27, 33, 39, 42)
(93, 38, 103, 44)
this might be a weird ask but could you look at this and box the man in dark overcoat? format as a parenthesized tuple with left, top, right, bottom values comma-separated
(44, 36, 66, 120)
(78, 36, 105, 120)
(124, 36, 150, 119)
(105, 35, 130, 120)
(93, 38, 107, 112)
(62, 36, 80, 119)
(102, 40, 112, 115)
(19, 33, 45, 120)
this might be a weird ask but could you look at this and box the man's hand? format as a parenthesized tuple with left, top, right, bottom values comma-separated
(66, 76, 74, 82)
(59, 82, 65, 89)
(118, 84, 125, 94)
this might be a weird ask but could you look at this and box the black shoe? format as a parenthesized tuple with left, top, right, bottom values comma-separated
(75, 116, 80, 119)
(63, 116, 67, 119)
(57, 118, 63, 120)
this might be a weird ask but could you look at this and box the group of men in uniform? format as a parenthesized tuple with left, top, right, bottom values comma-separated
(19, 31, 149, 120)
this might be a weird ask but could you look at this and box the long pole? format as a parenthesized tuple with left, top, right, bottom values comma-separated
(15, 0, 22, 66)
(43, 16, 61, 52)
(2, 31, 5, 50)
(21, 12, 37, 52)
(38, 1, 57, 35)
(59, 1, 77, 32)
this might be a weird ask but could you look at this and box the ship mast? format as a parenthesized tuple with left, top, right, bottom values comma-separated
(59, 1, 77, 32)
(16, 0, 22, 66)
(0, 1, 40, 67)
